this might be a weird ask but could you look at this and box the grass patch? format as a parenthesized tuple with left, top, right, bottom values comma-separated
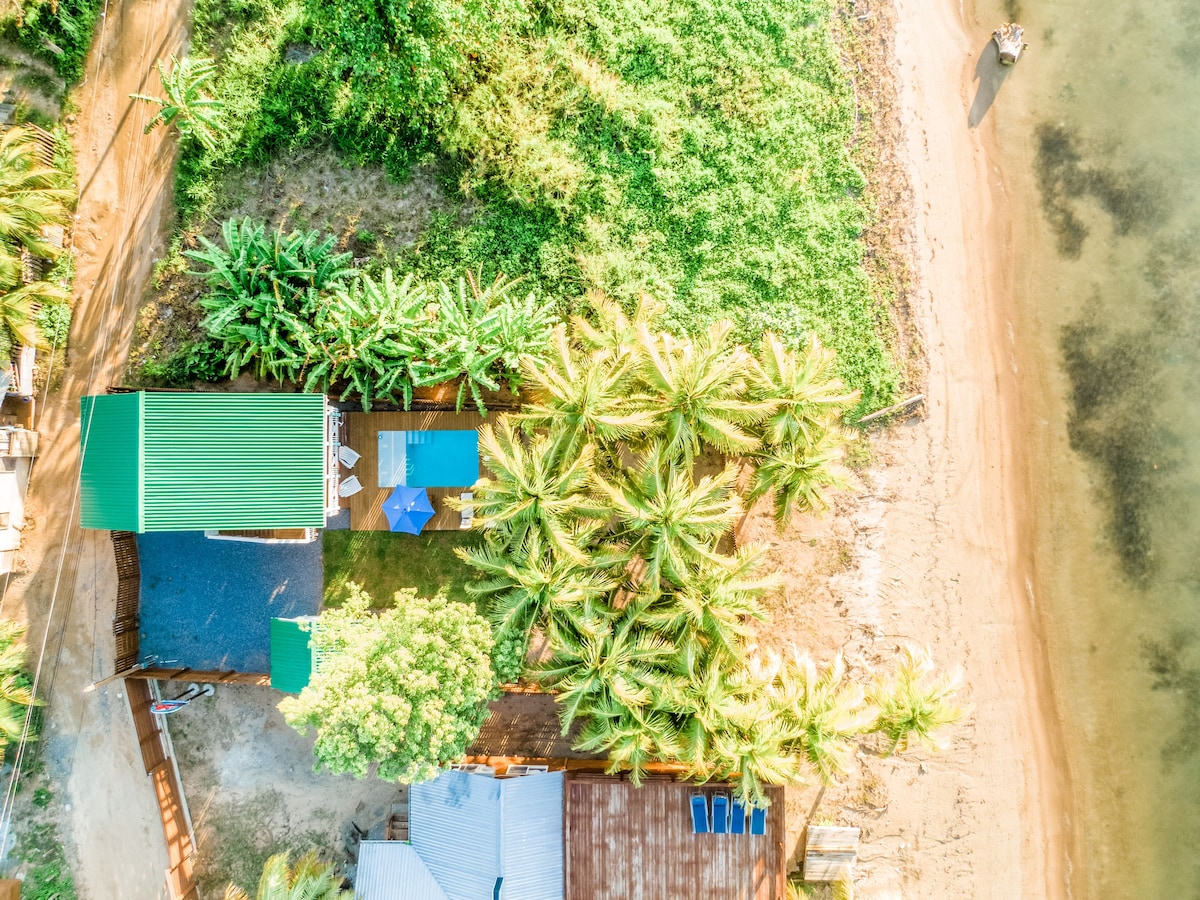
(323, 531, 480, 609)
(10, 821, 76, 900)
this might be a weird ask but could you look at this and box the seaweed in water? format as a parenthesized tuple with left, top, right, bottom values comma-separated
(1141, 631, 1200, 765)
(1034, 122, 1166, 258)
(1060, 304, 1166, 582)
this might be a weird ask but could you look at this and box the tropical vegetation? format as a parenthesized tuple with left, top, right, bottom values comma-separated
(448, 297, 961, 802)
(0, 619, 39, 753)
(223, 850, 352, 900)
(132, 56, 226, 152)
(0, 126, 73, 355)
(278, 586, 497, 782)
(183, 217, 557, 410)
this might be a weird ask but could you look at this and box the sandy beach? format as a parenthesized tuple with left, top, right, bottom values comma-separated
(745, 0, 1075, 895)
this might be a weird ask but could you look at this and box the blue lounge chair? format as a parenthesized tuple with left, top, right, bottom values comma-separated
(712, 793, 729, 834)
(691, 794, 709, 834)
(749, 805, 767, 835)
(730, 797, 747, 834)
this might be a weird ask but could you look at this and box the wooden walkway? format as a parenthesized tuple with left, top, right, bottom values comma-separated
(126, 679, 198, 900)
(343, 410, 485, 531)
(564, 776, 787, 900)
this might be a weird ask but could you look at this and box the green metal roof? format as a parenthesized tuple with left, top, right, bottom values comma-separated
(270, 617, 317, 693)
(80, 392, 328, 532)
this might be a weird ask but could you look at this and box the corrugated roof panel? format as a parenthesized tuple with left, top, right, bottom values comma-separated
(79, 392, 327, 532)
(79, 393, 143, 531)
(500, 772, 564, 900)
(411, 771, 502, 900)
(269, 617, 315, 693)
(356, 841, 449, 900)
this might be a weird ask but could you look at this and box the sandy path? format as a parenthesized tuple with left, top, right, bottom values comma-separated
(849, 0, 1071, 893)
(4, 0, 191, 896)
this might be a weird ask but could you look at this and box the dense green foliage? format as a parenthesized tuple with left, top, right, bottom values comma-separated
(279, 587, 497, 782)
(448, 299, 927, 800)
(132, 56, 225, 151)
(173, 0, 897, 410)
(0, 619, 39, 753)
(2, 0, 105, 83)
(0, 127, 72, 351)
(186, 217, 557, 409)
(223, 850, 352, 900)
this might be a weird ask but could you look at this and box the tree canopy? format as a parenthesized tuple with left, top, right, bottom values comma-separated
(278, 587, 497, 783)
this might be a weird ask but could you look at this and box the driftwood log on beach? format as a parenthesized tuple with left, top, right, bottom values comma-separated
(992, 23, 1027, 65)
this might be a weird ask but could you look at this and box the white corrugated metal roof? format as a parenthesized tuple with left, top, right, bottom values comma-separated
(405, 769, 564, 900)
(355, 842, 449, 900)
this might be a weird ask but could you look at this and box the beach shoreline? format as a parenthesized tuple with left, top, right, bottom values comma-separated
(887, 0, 1072, 893)
(760, 0, 1074, 893)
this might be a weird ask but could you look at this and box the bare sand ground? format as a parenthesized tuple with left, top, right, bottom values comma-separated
(1, 0, 190, 896)
(748, 0, 1071, 895)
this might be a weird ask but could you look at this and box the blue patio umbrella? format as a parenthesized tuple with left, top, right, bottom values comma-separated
(381, 485, 436, 534)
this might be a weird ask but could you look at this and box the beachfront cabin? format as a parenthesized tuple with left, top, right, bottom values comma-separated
(355, 769, 565, 900)
(79, 392, 338, 532)
(354, 769, 788, 900)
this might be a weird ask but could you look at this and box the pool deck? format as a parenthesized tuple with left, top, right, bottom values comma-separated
(343, 410, 485, 531)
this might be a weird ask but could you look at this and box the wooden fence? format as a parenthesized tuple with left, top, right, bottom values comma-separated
(112, 531, 140, 671)
(126, 679, 199, 900)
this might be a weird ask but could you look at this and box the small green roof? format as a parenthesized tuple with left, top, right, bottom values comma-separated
(80, 392, 328, 532)
(270, 617, 318, 693)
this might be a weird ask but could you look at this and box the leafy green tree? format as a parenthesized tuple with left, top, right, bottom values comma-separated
(0, 619, 39, 749)
(869, 645, 966, 755)
(132, 56, 225, 151)
(223, 850, 351, 900)
(279, 587, 497, 783)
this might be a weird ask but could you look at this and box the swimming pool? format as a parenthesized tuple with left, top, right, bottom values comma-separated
(378, 430, 480, 488)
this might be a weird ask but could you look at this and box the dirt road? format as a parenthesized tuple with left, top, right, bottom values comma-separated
(6, 0, 191, 896)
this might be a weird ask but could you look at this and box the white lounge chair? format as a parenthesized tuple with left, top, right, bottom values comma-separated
(338, 444, 361, 469)
(459, 492, 474, 529)
(338, 475, 363, 497)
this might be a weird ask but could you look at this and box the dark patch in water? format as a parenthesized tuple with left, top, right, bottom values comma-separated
(1034, 122, 1166, 258)
(1060, 304, 1166, 581)
(1142, 631, 1200, 764)
(1003, 0, 1022, 20)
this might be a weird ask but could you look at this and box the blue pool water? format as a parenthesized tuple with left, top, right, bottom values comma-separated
(378, 430, 480, 488)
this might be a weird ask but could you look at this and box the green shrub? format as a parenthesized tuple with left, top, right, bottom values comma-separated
(34, 298, 70, 347)
(4, 0, 104, 83)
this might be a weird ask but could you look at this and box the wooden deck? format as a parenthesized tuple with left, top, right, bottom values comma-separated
(343, 410, 485, 531)
(564, 776, 787, 900)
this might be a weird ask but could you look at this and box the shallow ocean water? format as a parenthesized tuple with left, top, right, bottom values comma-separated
(969, 0, 1200, 895)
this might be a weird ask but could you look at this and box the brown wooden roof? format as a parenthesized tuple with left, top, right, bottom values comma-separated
(564, 775, 788, 900)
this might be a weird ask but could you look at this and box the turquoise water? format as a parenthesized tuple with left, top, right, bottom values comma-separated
(970, 0, 1200, 895)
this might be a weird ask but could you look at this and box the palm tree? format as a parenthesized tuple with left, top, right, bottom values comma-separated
(133, 56, 225, 151)
(750, 334, 859, 449)
(456, 418, 609, 562)
(869, 645, 966, 755)
(746, 425, 852, 525)
(575, 699, 684, 786)
(457, 530, 621, 641)
(571, 290, 662, 362)
(0, 619, 38, 749)
(539, 615, 680, 732)
(0, 277, 66, 349)
(643, 546, 775, 662)
(594, 444, 742, 589)
(636, 320, 774, 464)
(711, 704, 799, 807)
(0, 126, 72, 261)
(516, 324, 657, 459)
(761, 650, 874, 784)
(223, 850, 352, 900)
